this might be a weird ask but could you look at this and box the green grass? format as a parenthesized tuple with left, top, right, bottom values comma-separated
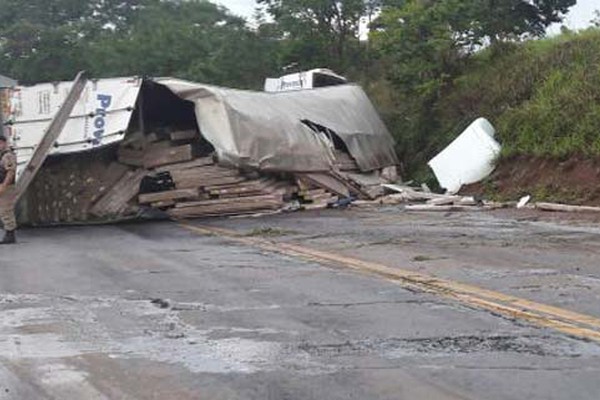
(370, 28, 600, 179)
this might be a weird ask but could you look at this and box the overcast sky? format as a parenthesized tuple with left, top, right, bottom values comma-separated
(215, 0, 598, 32)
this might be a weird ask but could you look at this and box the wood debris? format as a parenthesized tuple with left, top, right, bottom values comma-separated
(24, 127, 402, 224)
(534, 202, 600, 213)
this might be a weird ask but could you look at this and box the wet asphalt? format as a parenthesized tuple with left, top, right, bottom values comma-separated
(0, 208, 599, 399)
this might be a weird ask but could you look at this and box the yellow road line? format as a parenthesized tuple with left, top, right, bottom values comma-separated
(178, 222, 600, 342)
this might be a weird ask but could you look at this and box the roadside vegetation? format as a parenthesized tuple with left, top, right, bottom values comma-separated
(378, 27, 600, 182)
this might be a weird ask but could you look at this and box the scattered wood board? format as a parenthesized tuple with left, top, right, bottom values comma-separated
(143, 144, 194, 169)
(175, 194, 282, 209)
(139, 188, 199, 204)
(155, 157, 215, 173)
(175, 175, 247, 189)
(298, 173, 351, 198)
(535, 202, 600, 213)
(90, 169, 147, 217)
(118, 147, 144, 167)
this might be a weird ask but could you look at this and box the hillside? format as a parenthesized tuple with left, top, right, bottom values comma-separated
(370, 28, 600, 204)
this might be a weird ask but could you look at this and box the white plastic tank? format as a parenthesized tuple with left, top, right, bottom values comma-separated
(428, 118, 501, 194)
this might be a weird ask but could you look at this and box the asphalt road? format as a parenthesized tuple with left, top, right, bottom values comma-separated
(1, 208, 600, 399)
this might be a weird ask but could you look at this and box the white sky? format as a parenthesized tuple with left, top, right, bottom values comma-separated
(215, 0, 598, 32)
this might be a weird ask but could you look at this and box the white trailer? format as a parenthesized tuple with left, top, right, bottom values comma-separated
(0, 77, 143, 177)
(264, 68, 347, 93)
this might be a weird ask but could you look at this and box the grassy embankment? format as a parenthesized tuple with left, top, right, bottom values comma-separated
(369, 28, 600, 203)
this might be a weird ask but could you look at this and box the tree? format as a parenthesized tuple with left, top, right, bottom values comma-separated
(0, 0, 277, 88)
(257, 0, 368, 70)
(371, 0, 469, 97)
(592, 10, 600, 28)
(467, 0, 577, 43)
(0, 0, 157, 83)
(85, 0, 277, 88)
(372, 0, 578, 94)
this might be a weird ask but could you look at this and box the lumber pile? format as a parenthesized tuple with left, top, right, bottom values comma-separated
(24, 126, 405, 225)
(159, 171, 299, 218)
(25, 149, 133, 224)
(295, 177, 339, 210)
(117, 128, 296, 218)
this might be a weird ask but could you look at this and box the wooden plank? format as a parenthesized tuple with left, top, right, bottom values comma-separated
(299, 189, 327, 197)
(90, 169, 147, 217)
(169, 201, 282, 218)
(535, 202, 600, 213)
(15, 71, 87, 202)
(117, 147, 144, 167)
(171, 167, 240, 182)
(207, 179, 275, 196)
(175, 175, 246, 189)
(302, 203, 330, 211)
(146, 141, 172, 152)
(426, 196, 462, 206)
(214, 190, 265, 199)
(155, 157, 215, 173)
(151, 200, 176, 208)
(175, 194, 282, 209)
(144, 144, 194, 169)
(405, 204, 490, 212)
(299, 173, 351, 198)
(170, 130, 198, 141)
(139, 188, 199, 204)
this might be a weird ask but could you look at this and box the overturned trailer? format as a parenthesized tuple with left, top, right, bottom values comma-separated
(1, 77, 398, 225)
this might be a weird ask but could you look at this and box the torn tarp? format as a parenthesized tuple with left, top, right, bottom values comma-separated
(157, 79, 399, 173)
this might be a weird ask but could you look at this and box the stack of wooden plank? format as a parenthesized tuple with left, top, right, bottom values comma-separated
(24, 126, 399, 225)
(25, 149, 134, 224)
(160, 172, 299, 218)
(134, 148, 299, 218)
(295, 178, 339, 210)
(117, 134, 197, 170)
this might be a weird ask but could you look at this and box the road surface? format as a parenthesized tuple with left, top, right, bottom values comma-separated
(1, 207, 599, 399)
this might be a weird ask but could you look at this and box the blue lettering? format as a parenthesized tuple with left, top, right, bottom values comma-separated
(97, 94, 112, 109)
(91, 94, 113, 146)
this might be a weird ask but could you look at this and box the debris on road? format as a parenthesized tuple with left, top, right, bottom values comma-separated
(428, 118, 501, 194)
(517, 195, 532, 209)
(534, 202, 600, 213)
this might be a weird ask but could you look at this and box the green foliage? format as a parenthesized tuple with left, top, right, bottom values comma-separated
(466, 0, 576, 41)
(592, 10, 600, 28)
(0, 0, 280, 88)
(376, 28, 600, 178)
(372, 0, 468, 98)
(257, 0, 367, 70)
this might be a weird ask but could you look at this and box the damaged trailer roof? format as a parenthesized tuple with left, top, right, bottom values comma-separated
(158, 78, 398, 172)
(4, 77, 398, 175)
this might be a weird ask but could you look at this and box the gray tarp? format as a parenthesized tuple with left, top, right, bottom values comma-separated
(157, 78, 398, 173)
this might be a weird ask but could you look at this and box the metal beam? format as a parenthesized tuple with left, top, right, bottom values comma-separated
(14, 71, 88, 202)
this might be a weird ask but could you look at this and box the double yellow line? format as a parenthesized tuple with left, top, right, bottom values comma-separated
(179, 222, 600, 343)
